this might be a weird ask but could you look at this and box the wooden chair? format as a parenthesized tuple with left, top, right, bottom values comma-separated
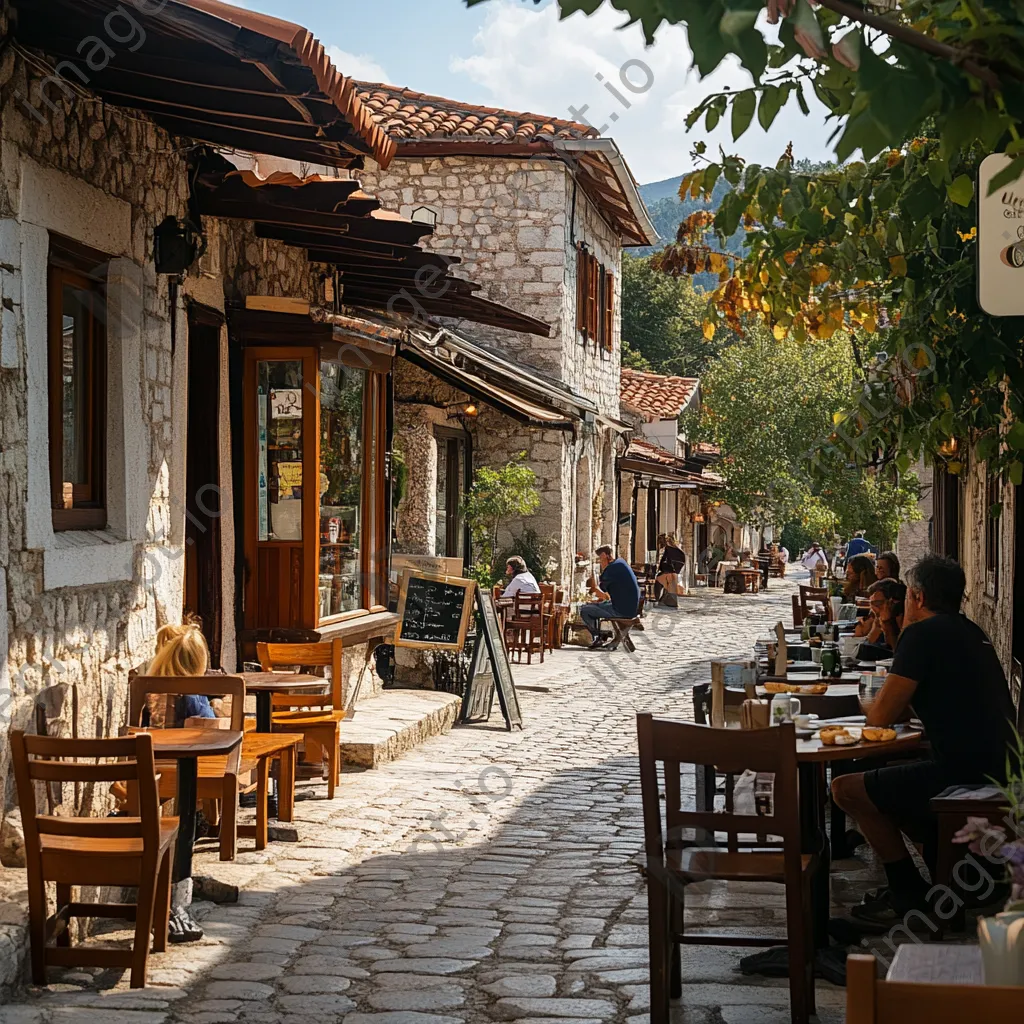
(257, 639, 344, 799)
(505, 593, 547, 664)
(637, 714, 816, 1024)
(11, 731, 177, 989)
(540, 583, 557, 655)
(799, 585, 830, 622)
(929, 787, 1008, 935)
(845, 953, 1024, 1022)
(129, 675, 246, 861)
(792, 594, 805, 627)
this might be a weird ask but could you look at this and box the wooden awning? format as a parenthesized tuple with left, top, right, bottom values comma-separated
(194, 157, 553, 337)
(12, 0, 396, 169)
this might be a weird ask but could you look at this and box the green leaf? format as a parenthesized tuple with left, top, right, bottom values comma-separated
(1007, 421, 1024, 450)
(758, 84, 785, 132)
(1010, 461, 1024, 488)
(986, 155, 1024, 196)
(731, 90, 756, 141)
(947, 174, 974, 207)
(796, 86, 810, 116)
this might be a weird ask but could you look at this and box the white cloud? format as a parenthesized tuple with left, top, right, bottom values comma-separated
(326, 45, 391, 84)
(449, 1, 836, 184)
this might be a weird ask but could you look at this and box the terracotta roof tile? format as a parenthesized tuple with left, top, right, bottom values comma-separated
(692, 441, 721, 456)
(354, 81, 599, 143)
(621, 368, 700, 421)
(624, 439, 719, 488)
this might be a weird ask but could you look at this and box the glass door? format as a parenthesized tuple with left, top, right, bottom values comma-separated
(243, 348, 319, 631)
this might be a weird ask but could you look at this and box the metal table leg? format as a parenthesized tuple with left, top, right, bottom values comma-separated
(169, 756, 203, 943)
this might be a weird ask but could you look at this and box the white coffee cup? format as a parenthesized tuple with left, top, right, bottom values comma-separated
(771, 694, 801, 725)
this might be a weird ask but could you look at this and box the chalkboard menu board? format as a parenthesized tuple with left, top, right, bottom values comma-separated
(394, 572, 476, 651)
(462, 592, 523, 732)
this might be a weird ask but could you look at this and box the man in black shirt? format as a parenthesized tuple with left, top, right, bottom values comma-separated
(831, 555, 1017, 920)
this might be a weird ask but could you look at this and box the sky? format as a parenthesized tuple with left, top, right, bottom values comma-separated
(233, 0, 837, 186)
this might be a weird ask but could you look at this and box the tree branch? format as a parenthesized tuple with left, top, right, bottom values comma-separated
(814, 0, 1002, 90)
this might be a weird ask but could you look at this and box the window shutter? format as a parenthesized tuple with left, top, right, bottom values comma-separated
(603, 269, 615, 351)
(587, 254, 599, 342)
(576, 244, 588, 341)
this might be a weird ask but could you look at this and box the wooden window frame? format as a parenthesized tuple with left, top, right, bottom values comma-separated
(603, 269, 615, 353)
(576, 243, 589, 342)
(433, 425, 471, 562)
(47, 260, 107, 532)
(985, 465, 1001, 599)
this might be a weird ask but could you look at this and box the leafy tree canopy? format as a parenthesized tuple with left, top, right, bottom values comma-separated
(621, 254, 729, 374)
(684, 322, 920, 546)
(468, 1, 1024, 183)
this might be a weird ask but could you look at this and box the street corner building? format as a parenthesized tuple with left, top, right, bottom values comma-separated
(0, 0, 599, 851)
(342, 81, 658, 589)
(616, 368, 725, 582)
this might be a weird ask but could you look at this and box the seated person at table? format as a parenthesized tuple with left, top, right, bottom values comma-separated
(146, 620, 226, 723)
(843, 554, 876, 602)
(581, 546, 642, 650)
(853, 578, 906, 656)
(831, 555, 1017, 923)
(654, 534, 686, 605)
(875, 550, 901, 581)
(503, 556, 540, 600)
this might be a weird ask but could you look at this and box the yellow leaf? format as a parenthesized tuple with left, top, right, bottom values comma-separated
(810, 265, 831, 285)
(703, 320, 716, 341)
(759, 268, 770, 286)
(773, 322, 786, 340)
(708, 252, 729, 274)
(889, 254, 907, 277)
(863, 315, 877, 334)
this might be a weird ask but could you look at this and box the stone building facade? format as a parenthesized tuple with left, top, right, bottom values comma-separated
(0, 46, 195, 811)
(0, 16, 395, 834)
(346, 85, 656, 584)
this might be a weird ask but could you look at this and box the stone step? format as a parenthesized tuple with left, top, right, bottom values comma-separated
(340, 689, 462, 769)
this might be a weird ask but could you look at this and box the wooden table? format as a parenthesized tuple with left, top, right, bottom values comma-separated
(796, 729, 924, 949)
(887, 943, 983, 984)
(240, 673, 327, 732)
(146, 728, 243, 942)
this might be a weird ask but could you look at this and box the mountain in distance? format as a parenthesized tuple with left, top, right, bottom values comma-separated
(634, 172, 740, 288)
(638, 174, 689, 206)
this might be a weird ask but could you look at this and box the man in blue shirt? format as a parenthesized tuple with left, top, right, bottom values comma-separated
(581, 546, 642, 650)
(845, 530, 871, 559)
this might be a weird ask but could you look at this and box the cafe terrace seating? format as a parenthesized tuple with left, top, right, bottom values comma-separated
(845, 952, 1024, 1021)
(11, 732, 178, 989)
(257, 639, 344, 799)
(128, 675, 302, 858)
(638, 714, 816, 1024)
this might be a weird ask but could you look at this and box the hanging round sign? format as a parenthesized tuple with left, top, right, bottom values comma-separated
(978, 153, 1024, 316)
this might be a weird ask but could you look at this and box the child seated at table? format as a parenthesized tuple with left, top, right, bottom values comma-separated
(144, 620, 230, 726)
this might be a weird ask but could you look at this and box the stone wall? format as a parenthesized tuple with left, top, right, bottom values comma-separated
(0, 49, 192, 816)
(896, 456, 933, 571)
(358, 151, 626, 583)
(351, 153, 621, 417)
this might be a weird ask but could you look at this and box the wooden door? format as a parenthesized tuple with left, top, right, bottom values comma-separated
(242, 348, 319, 632)
(183, 306, 223, 664)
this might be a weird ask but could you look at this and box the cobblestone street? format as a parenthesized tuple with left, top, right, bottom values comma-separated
(0, 574, 865, 1024)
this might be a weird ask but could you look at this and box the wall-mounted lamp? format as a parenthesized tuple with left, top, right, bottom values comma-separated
(446, 401, 480, 424)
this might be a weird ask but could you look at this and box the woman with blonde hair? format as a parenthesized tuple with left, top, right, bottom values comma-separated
(147, 620, 216, 721)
